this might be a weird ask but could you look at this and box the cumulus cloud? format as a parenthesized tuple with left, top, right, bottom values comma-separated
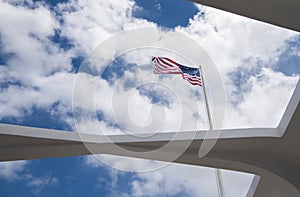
(0, 160, 27, 181)
(0, 1, 71, 79)
(177, 5, 299, 128)
(0, 0, 75, 120)
(86, 155, 254, 197)
(57, 0, 155, 53)
(0, 160, 58, 195)
(0, 0, 155, 122)
(178, 5, 297, 74)
(231, 68, 298, 127)
(26, 174, 59, 195)
(129, 166, 254, 197)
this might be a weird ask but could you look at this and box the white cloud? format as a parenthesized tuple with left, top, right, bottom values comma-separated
(130, 164, 218, 197)
(26, 174, 58, 187)
(0, 1, 71, 77)
(177, 6, 299, 128)
(0, 160, 58, 195)
(0, 0, 156, 122)
(86, 155, 164, 173)
(234, 68, 298, 127)
(179, 6, 297, 74)
(221, 169, 255, 197)
(0, 1, 75, 120)
(26, 174, 59, 195)
(86, 155, 254, 197)
(57, 0, 155, 53)
(0, 160, 28, 181)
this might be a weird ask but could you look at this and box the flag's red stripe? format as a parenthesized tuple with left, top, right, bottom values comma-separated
(186, 77, 202, 83)
(159, 57, 180, 68)
(182, 74, 201, 82)
(154, 60, 169, 69)
(186, 79, 202, 86)
(183, 76, 201, 82)
(162, 57, 180, 66)
(155, 58, 174, 70)
(154, 57, 182, 74)
(186, 78, 201, 83)
(156, 57, 175, 69)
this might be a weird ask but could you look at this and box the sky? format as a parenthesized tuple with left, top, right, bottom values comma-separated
(0, 0, 299, 196)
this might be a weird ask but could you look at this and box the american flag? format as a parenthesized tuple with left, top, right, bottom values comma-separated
(152, 56, 202, 86)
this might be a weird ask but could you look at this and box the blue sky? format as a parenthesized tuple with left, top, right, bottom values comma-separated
(133, 0, 198, 28)
(0, 0, 299, 196)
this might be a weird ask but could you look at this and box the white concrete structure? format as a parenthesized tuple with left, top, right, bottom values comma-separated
(191, 0, 300, 32)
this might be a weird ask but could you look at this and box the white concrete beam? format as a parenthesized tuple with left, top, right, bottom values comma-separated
(190, 0, 300, 32)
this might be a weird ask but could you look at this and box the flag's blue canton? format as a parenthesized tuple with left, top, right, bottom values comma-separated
(179, 65, 201, 77)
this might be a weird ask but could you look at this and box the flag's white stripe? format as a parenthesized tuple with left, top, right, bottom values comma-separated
(155, 58, 179, 72)
(158, 58, 179, 70)
(183, 74, 201, 81)
(186, 78, 201, 83)
(186, 79, 202, 86)
(185, 76, 202, 84)
(154, 64, 181, 72)
(155, 70, 181, 74)
(155, 67, 181, 73)
(159, 57, 180, 68)
(154, 57, 182, 73)
(155, 58, 171, 69)
(185, 78, 201, 83)
(182, 74, 201, 79)
(161, 57, 181, 67)
(186, 78, 202, 84)
(183, 76, 201, 81)
(154, 57, 181, 72)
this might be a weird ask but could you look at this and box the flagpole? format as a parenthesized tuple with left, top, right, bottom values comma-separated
(199, 65, 225, 197)
(199, 65, 213, 131)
